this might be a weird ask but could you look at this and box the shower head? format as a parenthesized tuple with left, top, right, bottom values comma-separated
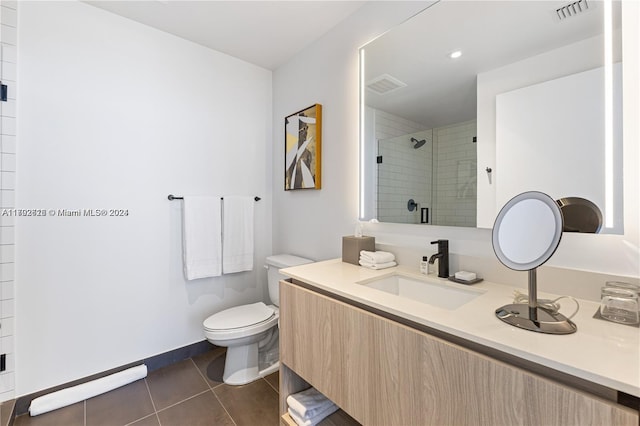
(411, 137, 427, 149)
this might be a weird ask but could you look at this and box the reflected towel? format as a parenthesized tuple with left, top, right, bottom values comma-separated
(286, 387, 334, 418)
(182, 196, 222, 280)
(288, 404, 338, 426)
(222, 196, 254, 274)
(359, 250, 395, 263)
(358, 260, 397, 270)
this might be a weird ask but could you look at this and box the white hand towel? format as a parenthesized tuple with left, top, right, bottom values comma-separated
(288, 404, 338, 426)
(358, 260, 397, 270)
(222, 196, 254, 274)
(359, 250, 395, 264)
(286, 387, 334, 418)
(182, 196, 222, 280)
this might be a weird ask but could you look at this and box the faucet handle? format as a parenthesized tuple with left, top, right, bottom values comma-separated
(430, 239, 449, 249)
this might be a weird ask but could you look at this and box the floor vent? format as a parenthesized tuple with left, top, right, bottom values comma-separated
(366, 74, 407, 95)
(556, 0, 589, 20)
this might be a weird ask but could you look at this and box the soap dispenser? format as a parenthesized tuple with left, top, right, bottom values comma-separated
(420, 256, 429, 274)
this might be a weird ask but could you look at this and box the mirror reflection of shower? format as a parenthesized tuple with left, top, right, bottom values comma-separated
(411, 137, 427, 149)
(376, 121, 477, 226)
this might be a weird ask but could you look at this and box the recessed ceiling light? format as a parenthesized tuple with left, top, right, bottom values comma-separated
(450, 50, 462, 59)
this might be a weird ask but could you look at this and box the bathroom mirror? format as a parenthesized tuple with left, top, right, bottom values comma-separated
(359, 0, 623, 233)
(493, 191, 576, 334)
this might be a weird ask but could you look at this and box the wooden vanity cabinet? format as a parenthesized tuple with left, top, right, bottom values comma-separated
(279, 280, 639, 426)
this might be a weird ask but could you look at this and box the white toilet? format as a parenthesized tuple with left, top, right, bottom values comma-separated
(203, 254, 312, 385)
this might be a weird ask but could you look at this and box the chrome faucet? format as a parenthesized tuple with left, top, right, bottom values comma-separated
(429, 240, 449, 278)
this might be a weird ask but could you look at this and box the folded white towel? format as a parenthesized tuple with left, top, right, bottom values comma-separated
(222, 196, 254, 274)
(182, 196, 222, 280)
(359, 250, 395, 264)
(288, 404, 338, 426)
(358, 260, 397, 270)
(286, 387, 334, 418)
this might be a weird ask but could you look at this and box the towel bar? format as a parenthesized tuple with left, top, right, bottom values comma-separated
(168, 194, 261, 202)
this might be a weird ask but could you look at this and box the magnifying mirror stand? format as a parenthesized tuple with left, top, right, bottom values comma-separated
(496, 268, 577, 334)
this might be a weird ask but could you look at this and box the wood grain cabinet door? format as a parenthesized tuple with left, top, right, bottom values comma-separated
(279, 281, 639, 426)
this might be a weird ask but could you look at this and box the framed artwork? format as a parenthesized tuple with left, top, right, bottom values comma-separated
(285, 104, 322, 190)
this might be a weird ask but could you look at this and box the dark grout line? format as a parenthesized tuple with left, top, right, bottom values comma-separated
(263, 376, 279, 394)
(210, 387, 237, 426)
(124, 413, 158, 426)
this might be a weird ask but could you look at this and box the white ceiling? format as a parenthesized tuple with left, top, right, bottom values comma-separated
(86, 0, 366, 70)
(364, 0, 619, 128)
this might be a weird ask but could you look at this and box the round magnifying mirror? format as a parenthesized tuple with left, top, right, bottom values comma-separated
(557, 197, 603, 233)
(493, 191, 563, 271)
(492, 191, 576, 334)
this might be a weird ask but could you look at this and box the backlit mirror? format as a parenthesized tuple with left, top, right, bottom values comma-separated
(359, 0, 623, 234)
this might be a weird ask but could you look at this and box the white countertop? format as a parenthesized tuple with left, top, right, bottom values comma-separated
(281, 259, 640, 397)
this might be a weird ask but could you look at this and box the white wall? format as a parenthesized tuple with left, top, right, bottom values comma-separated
(273, 1, 639, 278)
(476, 35, 608, 228)
(272, 1, 432, 261)
(16, 1, 272, 396)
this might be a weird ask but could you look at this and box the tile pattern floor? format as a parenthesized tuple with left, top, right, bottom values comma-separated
(14, 347, 282, 426)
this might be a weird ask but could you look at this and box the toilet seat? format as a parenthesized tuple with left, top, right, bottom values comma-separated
(204, 302, 278, 341)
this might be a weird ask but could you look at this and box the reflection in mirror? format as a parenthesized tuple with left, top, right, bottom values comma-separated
(557, 197, 603, 233)
(492, 191, 576, 335)
(359, 0, 623, 234)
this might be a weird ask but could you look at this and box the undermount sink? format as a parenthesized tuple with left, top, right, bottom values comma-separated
(357, 273, 484, 310)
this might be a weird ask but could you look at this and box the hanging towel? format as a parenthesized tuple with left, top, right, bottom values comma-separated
(359, 250, 395, 264)
(182, 196, 222, 280)
(223, 196, 254, 274)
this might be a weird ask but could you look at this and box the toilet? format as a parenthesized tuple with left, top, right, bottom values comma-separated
(203, 254, 313, 385)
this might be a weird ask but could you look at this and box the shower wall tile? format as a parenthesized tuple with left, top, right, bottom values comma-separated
(1, 316, 13, 337)
(375, 114, 477, 227)
(0, 247, 12, 263)
(0, 117, 15, 136)
(433, 120, 477, 227)
(0, 6, 16, 27)
(374, 110, 428, 224)
(0, 25, 15, 46)
(0, 0, 15, 402)
(1, 281, 13, 300)
(0, 172, 13, 189)
(0, 263, 12, 281)
(0, 300, 12, 319)
(1, 61, 15, 81)
(1, 136, 16, 154)
(1, 154, 15, 171)
(1, 44, 15, 63)
(1, 99, 16, 118)
(0, 189, 14, 208)
(0, 227, 13, 245)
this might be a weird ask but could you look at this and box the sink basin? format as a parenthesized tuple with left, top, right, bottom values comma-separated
(357, 274, 484, 310)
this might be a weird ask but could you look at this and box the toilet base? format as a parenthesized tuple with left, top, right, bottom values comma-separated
(222, 343, 279, 385)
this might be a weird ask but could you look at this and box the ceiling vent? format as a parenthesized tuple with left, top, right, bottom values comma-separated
(556, 0, 589, 20)
(366, 74, 407, 95)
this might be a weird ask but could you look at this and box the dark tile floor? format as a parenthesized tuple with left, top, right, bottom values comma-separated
(14, 347, 281, 426)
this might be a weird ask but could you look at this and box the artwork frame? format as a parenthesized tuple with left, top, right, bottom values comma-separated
(284, 104, 322, 190)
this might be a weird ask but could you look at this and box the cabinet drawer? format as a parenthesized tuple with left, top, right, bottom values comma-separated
(279, 280, 639, 426)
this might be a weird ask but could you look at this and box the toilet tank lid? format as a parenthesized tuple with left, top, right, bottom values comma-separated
(265, 254, 313, 268)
